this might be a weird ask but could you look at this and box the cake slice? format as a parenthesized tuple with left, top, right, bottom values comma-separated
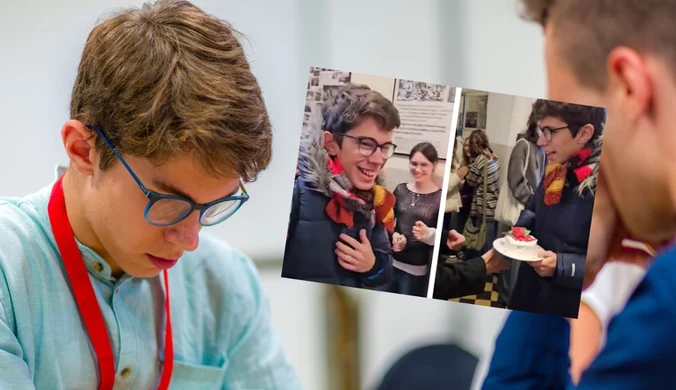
(506, 227, 538, 250)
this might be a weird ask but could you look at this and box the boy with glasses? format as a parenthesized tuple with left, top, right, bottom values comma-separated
(0, 1, 299, 388)
(283, 84, 400, 289)
(483, 0, 676, 388)
(502, 99, 605, 319)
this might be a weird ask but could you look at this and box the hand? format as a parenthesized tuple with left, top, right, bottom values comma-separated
(483, 249, 510, 274)
(391, 232, 407, 252)
(412, 221, 428, 241)
(335, 230, 376, 273)
(446, 229, 465, 251)
(530, 250, 557, 277)
(456, 166, 469, 178)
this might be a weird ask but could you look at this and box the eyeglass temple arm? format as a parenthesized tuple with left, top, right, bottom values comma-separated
(85, 124, 151, 197)
(239, 181, 248, 196)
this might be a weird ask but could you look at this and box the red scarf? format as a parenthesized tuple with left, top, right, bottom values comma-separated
(543, 147, 595, 205)
(325, 157, 395, 233)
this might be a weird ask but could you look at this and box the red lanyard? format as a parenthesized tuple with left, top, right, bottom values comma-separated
(47, 176, 173, 390)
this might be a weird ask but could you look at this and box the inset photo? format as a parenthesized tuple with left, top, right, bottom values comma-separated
(283, 67, 460, 298)
(432, 89, 606, 319)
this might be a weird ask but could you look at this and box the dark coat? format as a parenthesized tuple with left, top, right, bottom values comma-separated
(282, 178, 392, 287)
(281, 127, 392, 288)
(508, 138, 602, 318)
(431, 228, 490, 299)
(432, 257, 487, 300)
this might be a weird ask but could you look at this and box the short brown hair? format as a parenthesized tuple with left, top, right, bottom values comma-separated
(519, 0, 676, 90)
(71, 0, 271, 182)
(322, 84, 400, 140)
(532, 99, 605, 139)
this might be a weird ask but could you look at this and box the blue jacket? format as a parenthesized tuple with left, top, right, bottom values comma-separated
(282, 129, 392, 288)
(509, 139, 602, 318)
(483, 244, 676, 390)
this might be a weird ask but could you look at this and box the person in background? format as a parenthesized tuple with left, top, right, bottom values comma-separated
(387, 142, 442, 297)
(0, 1, 300, 388)
(454, 136, 474, 243)
(508, 109, 547, 207)
(440, 138, 466, 259)
(484, 0, 676, 388)
(444, 137, 465, 229)
(506, 99, 605, 319)
(462, 129, 500, 260)
(283, 84, 399, 289)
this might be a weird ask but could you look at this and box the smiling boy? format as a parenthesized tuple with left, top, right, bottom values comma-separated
(283, 84, 399, 288)
(0, 1, 299, 388)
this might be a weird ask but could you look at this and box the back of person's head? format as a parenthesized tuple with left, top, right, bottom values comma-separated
(519, 0, 676, 92)
(322, 83, 401, 143)
(532, 99, 605, 140)
(467, 129, 491, 158)
(71, 0, 270, 182)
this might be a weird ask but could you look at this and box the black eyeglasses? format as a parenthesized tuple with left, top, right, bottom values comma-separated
(340, 134, 397, 159)
(86, 125, 249, 227)
(536, 125, 570, 142)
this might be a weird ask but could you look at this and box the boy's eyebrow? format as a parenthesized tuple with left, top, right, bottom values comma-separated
(151, 178, 197, 203)
(150, 178, 241, 204)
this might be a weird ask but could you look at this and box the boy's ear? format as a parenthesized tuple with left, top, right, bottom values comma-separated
(62, 120, 97, 177)
(324, 131, 339, 156)
(577, 124, 594, 144)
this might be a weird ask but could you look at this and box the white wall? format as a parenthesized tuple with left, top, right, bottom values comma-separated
(1, 1, 547, 389)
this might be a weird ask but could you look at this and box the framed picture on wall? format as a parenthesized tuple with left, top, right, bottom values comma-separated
(391, 79, 457, 159)
(302, 66, 352, 128)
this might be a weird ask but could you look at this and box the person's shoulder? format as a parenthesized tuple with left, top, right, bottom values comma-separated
(0, 196, 49, 263)
(640, 245, 676, 306)
(393, 182, 407, 195)
(514, 138, 530, 150)
(0, 194, 54, 319)
(395, 182, 407, 191)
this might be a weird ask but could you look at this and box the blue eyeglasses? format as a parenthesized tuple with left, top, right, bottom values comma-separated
(86, 125, 250, 227)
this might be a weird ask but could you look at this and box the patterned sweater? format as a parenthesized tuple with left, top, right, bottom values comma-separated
(465, 154, 500, 221)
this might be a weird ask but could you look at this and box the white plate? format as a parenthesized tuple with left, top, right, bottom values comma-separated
(493, 237, 544, 262)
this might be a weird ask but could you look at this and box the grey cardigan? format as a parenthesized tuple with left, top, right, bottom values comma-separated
(507, 135, 545, 205)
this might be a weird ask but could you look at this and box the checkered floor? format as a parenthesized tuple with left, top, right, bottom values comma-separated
(443, 256, 507, 308)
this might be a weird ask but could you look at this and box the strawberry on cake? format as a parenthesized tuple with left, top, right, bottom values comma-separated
(506, 227, 538, 250)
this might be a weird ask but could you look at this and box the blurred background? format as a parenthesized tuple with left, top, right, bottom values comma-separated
(0, 0, 546, 388)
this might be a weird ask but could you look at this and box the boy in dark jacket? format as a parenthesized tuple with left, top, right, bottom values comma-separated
(282, 85, 400, 288)
(507, 99, 605, 319)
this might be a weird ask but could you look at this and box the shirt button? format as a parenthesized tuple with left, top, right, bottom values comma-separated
(115, 288, 120, 294)
(93, 262, 104, 273)
(120, 367, 132, 378)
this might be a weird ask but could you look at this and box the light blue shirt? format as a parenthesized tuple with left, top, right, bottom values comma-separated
(0, 179, 302, 389)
